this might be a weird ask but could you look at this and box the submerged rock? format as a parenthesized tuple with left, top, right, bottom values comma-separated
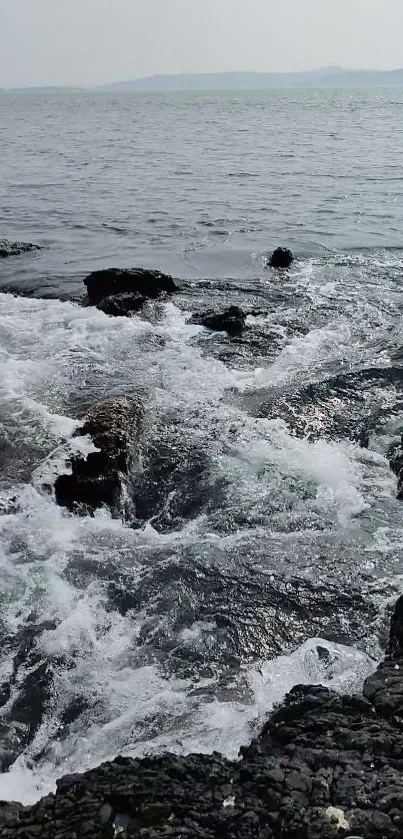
(131, 431, 227, 532)
(192, 305, 246, 335)
(84, 267, 177, 315)
(0, 239, 41, 258)
(3, 597, 403, 837)
(269, 246, 294, 268)
(54, 396, 142, 514)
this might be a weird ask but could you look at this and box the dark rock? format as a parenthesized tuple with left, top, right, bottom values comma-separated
(389, 438, 403, 499)
(0, 802, 23, 827)
(96, 292, 147, 317)
(0, 240, 42, 258)
(54, 396, 142, 515)
(131, 434, 225, 532)
(363, 595, 403, 719)
(83, 268, 177, 315)
(269, 247, 294, 269)
(55, 468, 123, 513)
(192, 306, 246, 336)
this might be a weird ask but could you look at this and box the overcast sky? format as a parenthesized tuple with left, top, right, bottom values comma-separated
(0, 0, 402, 87)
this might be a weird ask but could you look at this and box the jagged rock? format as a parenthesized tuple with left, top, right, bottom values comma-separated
(269, 247, 294, 268)
(54, 396, 142, 514)
(2, 597, 403, 838)
(0, 240, 41, 258)
(192, 306, 246, 335)
(83, 267, 177, 315)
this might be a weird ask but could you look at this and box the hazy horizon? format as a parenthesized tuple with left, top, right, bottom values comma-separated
(1, 0, 402, 88)
(4, 65, 403, 91)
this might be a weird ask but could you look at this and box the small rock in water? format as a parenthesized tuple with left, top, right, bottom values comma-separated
(0, 239, 42, 257)
(192, 305, 246, 335)
(269, 246, 294, 268)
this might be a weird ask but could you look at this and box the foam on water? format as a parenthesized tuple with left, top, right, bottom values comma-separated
(0, 633, 375, 806)
(0, 259, 402, 806)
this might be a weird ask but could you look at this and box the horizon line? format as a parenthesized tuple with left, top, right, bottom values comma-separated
(3, 65, 403, 91)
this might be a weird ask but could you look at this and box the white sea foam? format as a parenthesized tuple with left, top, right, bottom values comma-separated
(0, 634, 375, 806)
(0, 287, 400, 808)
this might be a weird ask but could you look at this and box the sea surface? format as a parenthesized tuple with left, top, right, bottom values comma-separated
(1, 87, 403, 803)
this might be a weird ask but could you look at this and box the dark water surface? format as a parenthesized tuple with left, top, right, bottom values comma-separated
(1, 88, 403, 802)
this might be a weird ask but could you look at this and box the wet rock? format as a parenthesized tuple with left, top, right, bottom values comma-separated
(0, 239, 42, 258)
(252, 366, 403, 446)
(131, 428, 227, 532)
(107, 554, 377, 680)
(363, 595, 403, 718)
(192, 306, 246, 336)
(0, 802, 23, 828)
(84, 267, 177, 315)
(2, 597, 403, 838)
(54, 396, 142, 515)
(389, 438, 403, 499)
(96, 291, 147, 317)
(0, 619, 57, 772)
(269, 247, 294, 268)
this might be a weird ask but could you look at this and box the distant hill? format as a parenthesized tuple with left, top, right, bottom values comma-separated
(100, 67, 403, 91)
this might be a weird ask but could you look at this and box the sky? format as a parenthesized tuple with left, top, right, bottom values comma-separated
(0, 0, 402, 88)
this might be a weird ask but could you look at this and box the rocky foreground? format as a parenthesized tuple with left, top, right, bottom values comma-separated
(0, 596, 401, 838)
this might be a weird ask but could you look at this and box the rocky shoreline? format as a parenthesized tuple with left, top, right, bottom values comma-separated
(0, 596, 401, 838)
(2, 242, 403, 836)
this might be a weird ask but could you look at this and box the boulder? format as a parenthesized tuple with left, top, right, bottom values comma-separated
(54, 396, 142, 514)
(0, 239, 41, 258)
(269, 246, 294, 268)
(192, 305, 246, 335)
(3, 596, 403, 838)
(83, 267, 177, 315)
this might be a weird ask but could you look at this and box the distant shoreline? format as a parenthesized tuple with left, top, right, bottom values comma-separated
(3, 66, 403, 93)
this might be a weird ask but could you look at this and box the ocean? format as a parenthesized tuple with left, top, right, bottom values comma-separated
(1, 87, 403, 803)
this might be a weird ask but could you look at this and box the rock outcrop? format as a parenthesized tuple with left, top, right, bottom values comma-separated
(83, 268, 177, 316)
(54, 396, 141, 514)
(0, 240, 42, 258)
(191, 306, 246, 335)
(269, 247, 294, 269)
(2, 596, 403, 838)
